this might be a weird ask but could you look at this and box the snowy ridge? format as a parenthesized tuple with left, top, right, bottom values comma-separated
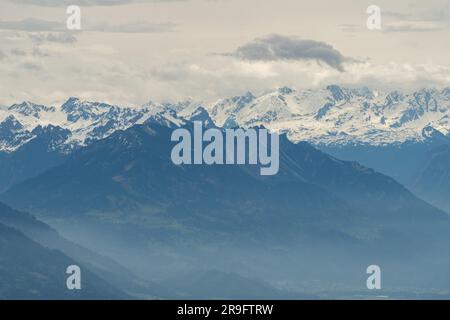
(0, 86, 449, 153)
(0, 97, 192, 152)
(200, 85, 450, 146)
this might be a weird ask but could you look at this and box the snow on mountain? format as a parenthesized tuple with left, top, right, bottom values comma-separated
(200, 86, 450, 146)
(139, 101, 188, 128)
(60, 98, 148, 146)
(0, 98, 188, 152)
(0, 86, 449, 153)
(0, 115, 35, 152)
(8, 101, 55, 118)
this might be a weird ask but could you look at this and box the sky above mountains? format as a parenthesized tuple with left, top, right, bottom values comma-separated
(0, 0, 450, 106)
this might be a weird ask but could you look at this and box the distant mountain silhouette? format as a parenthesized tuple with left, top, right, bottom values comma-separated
(0, 202, 172, 299)
(0, 221, 127, 299)
(412, 145, 450, 213)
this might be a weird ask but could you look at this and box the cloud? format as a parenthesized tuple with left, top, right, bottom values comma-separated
(31, 47, 51, 57)
(384, 21, 449, 33)
(91, 21, 177, 33)
(22, 61, 42, 71)
(229, 35, 350, 72)
(8, 0, 185, 6)
(0, 18, 64, 32)
(383, 11, 411, 19)
(0, 18, 176, 34)
(339, 24, 360, 33)
(381, 5, 450, 33)
(1, 42, 450, 108)
(29, 33, 77, 44)
(341, 21, 449, 34)
(4, 47, 51, 59)
(10, 48, 27, 56)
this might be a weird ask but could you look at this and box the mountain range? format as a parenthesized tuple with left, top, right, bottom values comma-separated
(1, 86, 449, 209)
(1, 87, 450, 297)
(1, 86, 449, 153)
(3, 121, 445, 225)
(1, 119, 450, 294)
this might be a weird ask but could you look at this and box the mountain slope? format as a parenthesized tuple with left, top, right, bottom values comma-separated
(0, 201, 174, 299)
(412, 145, 450, 213)
(0, 125, 70, 192)
(0, 98, 189, 192)
(0, 115, 34, 152)
(281, 142, 447, 220)
(321, 140, 450, 214)
(0, 221, 128, 299)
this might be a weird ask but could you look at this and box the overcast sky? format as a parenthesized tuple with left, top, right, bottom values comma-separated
(0, 0, 449, 106)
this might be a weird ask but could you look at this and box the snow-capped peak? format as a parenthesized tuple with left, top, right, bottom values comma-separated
(8, 101, 55, 118)
(0, 115, 25, 131)
(0, 115, 34, 152)
(140, 101, 186, 127)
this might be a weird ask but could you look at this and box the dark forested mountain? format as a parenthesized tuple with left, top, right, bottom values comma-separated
(0, 125, 70, 192)
(412, 145, 450, 213)
(0, 202, 173, 299)
(0, 221, 128, 299)
(322, 140, 450, 214)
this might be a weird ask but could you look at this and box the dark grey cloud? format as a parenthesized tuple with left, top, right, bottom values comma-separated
(0, 51, 5, 60)
(231, 35, 349, 71)
(9, 0, 185, 6)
